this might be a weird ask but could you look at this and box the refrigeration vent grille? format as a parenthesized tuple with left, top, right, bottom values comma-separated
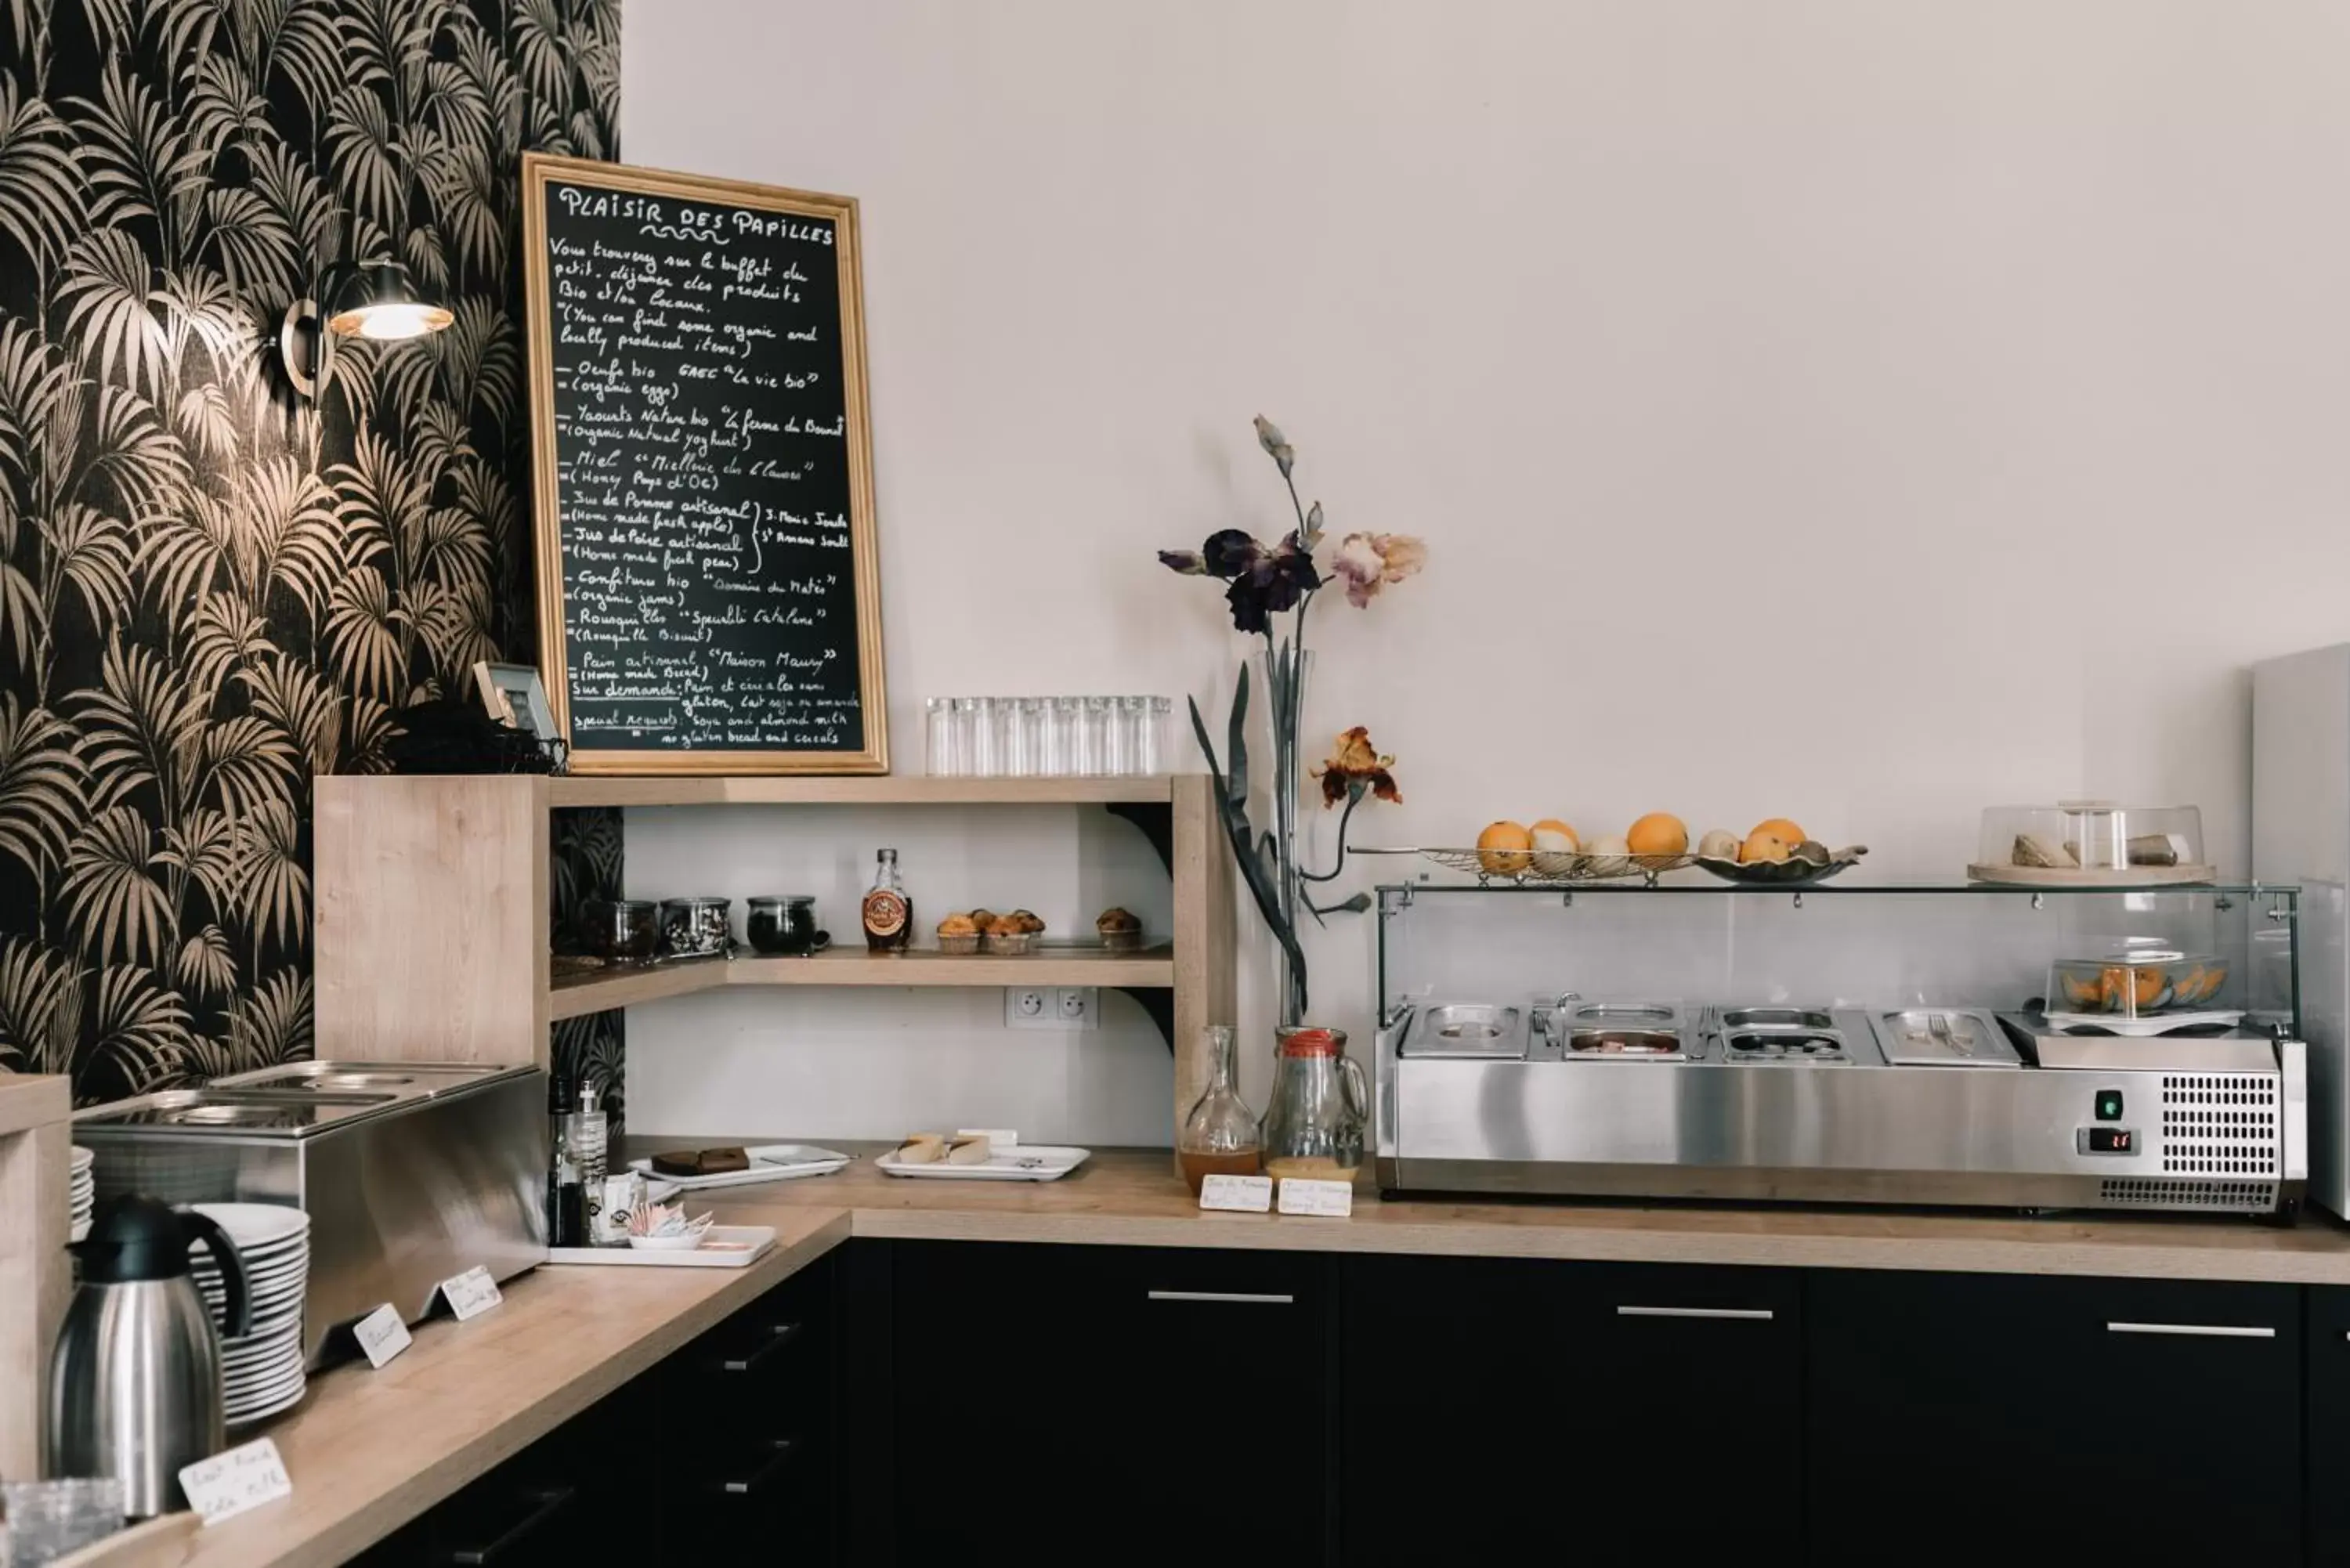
(2099, 1178, 2276, 1212)
(2158, 1074, 2278, 1177)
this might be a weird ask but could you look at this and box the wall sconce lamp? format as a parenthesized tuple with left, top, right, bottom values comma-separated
(280, 261, 453, 398)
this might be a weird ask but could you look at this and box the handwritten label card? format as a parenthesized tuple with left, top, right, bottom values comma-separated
(1198, 1174, 1274, 1212)
(179, 1437, 291, 1525)
(1276, 1178, 1354, 1218)
(438, 1266, 504, 1321)
(353, 1303, 411, 1368)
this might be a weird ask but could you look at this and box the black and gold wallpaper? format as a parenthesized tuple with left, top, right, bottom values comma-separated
(0, 0, 625, 1119)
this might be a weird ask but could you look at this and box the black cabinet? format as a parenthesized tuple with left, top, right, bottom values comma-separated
(1807, 1270, 2301, 1567)
(2308, 1286, 2350, 1564)
(656, 1249, 838, 1559)
(884, 1241, 1331, 1560)
(1342, 1254, 1801, 1565)
(352, 1253, 837, 1567)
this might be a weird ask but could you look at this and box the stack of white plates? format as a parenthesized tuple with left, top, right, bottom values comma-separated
(187, 1203, 311, 1428)
(67, 1147, 93, 1241)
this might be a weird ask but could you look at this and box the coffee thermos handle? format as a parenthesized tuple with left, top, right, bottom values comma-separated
(181, 1210, 251, 1340)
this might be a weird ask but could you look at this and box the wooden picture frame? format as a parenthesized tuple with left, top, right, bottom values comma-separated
(520, 154, 888, 775)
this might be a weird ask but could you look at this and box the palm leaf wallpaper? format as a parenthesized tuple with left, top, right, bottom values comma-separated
(0, 0, 627, 1125)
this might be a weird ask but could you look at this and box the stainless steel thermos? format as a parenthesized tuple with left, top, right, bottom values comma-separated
(46, 1194, 251, 1516)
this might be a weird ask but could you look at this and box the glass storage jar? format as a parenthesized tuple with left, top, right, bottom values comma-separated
(580, 898, 660, 963)
(659, 898, 732, 959)
(745, 894, 827, 956)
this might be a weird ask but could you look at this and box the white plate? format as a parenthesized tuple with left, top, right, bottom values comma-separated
(545, 1225, 777, 1268)
(226, 1369, 306, 1406)
(625, 1145, 853, 1191)
(223, 1336, 302, 1370)
(226, 1380, 307, 1429)
(226, 1371, 305, 1404)
(226, 1367, 304, 1400)
(875, 1144, 1091, 1182)
(186, 1202, 310, 1246)
(70, 1144, 93, 1165)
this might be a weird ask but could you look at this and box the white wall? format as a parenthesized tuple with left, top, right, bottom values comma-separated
(621, 0, 2350, 1140)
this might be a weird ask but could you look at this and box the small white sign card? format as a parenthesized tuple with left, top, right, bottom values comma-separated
(352, 1302, 411, 1368)
(1198, 1173, 1274, 1212)
(438, 1265, 503, 1321)
(179, 1436, 292, 1526)
(1276, 1177, 1354, 1218)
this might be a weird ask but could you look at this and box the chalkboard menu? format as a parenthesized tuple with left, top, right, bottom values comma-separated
(521, 155, 888, 774)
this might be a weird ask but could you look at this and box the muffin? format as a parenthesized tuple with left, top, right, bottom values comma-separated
(984, 912, 1035, 956)
(937, 912, 981, 955)
(1012, 909, 1044, 934)
(1096, 906, 1143, 952)
(967, 908, 996, 934)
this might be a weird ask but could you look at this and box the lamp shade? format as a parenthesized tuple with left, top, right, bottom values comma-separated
(323, 262, 452, 340)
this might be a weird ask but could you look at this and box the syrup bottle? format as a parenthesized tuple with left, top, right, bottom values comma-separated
(862, 847, 913, 952)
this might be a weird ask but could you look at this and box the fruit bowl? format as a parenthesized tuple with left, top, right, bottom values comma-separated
(1692, 844, 1867, 887)
(1412, 847, 1697, 885)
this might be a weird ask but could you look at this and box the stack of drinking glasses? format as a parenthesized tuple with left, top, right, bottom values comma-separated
(924, 696, 1171, 777)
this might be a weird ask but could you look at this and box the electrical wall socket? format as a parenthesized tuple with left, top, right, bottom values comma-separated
(1004, 986, 1097, 1031)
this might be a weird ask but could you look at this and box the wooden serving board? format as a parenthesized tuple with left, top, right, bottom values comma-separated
(1965, 863, 2218, 887)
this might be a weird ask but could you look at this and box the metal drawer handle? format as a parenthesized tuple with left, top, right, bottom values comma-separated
(1146, 1290, 1296, 1305)
(722, 1320, 802, 1373)
(2106, 1321, 2276, 1339)
(1616, 1306, 1774, 1321)
(715, 1439, 797, 1498)
(449, 1487, 576, 1565)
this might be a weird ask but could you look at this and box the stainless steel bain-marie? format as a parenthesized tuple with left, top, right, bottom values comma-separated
(72, 1062, 548, 1367)
(1372, 883, 2308, 1216)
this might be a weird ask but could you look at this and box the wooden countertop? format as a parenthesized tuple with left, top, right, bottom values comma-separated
(64, 1210, 850, 1568)
(63, 1143, 2350, 1566)
(690, 1141, 2350, 1286)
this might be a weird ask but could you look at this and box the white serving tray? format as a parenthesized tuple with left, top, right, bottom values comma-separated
(625, 1144, 853, 1191)
(545, 1225, 777, 1267)
(875, 1145, 1091, 1182)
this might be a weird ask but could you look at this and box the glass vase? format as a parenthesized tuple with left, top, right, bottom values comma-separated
(1259, 644, 1312, 1027)
(1177, 1024, 1261, 1194)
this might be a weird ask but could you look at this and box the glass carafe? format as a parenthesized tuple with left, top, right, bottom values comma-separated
(1177, 1025, 1261, 1194)
(1260, 1026, 1368, 1182)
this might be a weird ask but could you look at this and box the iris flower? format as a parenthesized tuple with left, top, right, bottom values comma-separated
(1311, 726, 1401, 807)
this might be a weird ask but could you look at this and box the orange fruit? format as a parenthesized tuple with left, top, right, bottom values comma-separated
(1752, 817, 1806, 846)
(1739, 829, 1792, 865)
(1625, 812, 1689, 858)
(1477, 820, 1533, 875)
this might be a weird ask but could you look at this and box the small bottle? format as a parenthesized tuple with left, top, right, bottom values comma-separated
(569, 1080, 609, 1242)
(862, 847, 913, 952)
(547, 1071, 585, 1248)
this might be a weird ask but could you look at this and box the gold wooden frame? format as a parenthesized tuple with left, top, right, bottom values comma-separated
(520, 153, 888, 775)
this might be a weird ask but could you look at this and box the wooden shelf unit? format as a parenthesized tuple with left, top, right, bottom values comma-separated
(549, 946, 1178, 1021)
(0, 1071, 72, 1480)
(313, 775, 1235, 1138)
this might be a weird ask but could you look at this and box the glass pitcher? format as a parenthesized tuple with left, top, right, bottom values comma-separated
(1260, 1026, 1368, 1181)
(1177, 1024, 1261, 1194)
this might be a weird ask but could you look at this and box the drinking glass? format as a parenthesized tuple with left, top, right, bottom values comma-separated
(1043, 697, 1081, 776)
(1076, 696, 1113, 775)
(1104, 695, 1137, 776)
(1145, 695, 1171, 773)
(925, 697, 957, 776)
(1006, 698, 1042, 777)
(949, 698, 982, 775)
(3, 1477, 125, 1566)
(968, 697, 1001, 775)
